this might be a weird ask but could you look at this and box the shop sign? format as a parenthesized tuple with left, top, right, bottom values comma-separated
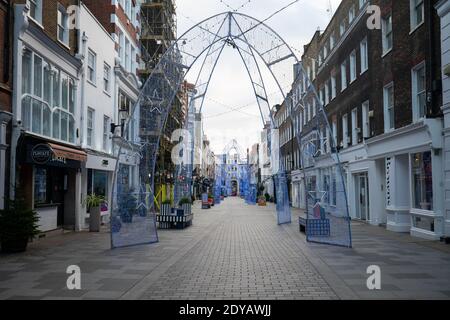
(31, 144, 53, 164)
(31, 144, 67, 165)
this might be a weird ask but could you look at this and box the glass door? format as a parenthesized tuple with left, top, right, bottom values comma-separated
(356, 173, 370, 221)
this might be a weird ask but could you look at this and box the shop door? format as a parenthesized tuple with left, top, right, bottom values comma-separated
(50, 168, 66, 227)
(356, 173, 370, 221)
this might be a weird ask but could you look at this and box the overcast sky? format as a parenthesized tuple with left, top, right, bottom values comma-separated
(176, 0, 342, 155)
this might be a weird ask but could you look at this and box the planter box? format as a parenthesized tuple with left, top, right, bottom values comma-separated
(182, 203, 192, 215)
(161, 204, 171, 215)
(89, 207, 102, 232)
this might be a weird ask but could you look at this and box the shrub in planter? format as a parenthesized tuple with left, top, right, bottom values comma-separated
(0, 196, 40, 253)
(265, 193, 271, 202)
(160, 199, 172, 215)
(208, 194, 214, 206)
(85, 194, 106, 232)
(179, 197, 192, 215)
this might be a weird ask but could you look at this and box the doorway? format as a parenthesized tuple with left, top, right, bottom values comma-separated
(355, 173, 370, 221)
(231, 180, 238, 196)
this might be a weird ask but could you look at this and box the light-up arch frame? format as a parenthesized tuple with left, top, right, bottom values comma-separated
(111, 12, 352, 249)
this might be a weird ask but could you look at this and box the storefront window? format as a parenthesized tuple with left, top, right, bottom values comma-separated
(34, 167, 47, 205)
(87, 169, 108, 200)
(413, 215, 434, 232)
(323, 174, 330, 205)
(412, 152, 433, 211)
(331, 169, 337, 206)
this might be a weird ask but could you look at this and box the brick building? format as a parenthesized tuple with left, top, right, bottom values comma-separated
(0, 0, 12, 209)
(287, 0, 444, 240)
(11, 0, 85, 230)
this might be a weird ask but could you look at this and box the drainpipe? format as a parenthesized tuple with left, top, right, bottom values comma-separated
(10, 4, 29, 200)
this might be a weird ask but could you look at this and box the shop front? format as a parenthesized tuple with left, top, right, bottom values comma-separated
(82, 152, 117, 229)
(366, 119, 444, 240)
(17, 136, 86, 232)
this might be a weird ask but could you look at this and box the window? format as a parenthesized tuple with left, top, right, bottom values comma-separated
(313, 99, 317, 118)
(125, 0, 131, 18)
(331, 168, 337, 206)
(330, 35, 335, 50)
(411, 152, 433, 211)
(34, 167, 47, 205)
(382, 14, 393, 55)
(383, 83, 395, 132)
(131, 46, 135, 73)
(341, 61, 347, 91)
(410, 0, 424, 30)
(118, 30, 124, 62)
(340, 20, 346, 36)
(125, 38, 130, 72)
(87, 169, 109, 203)
(103, 63, 111, 93)
(331, 75, 337, 99)
(87, 108, 94, 147)
(360, 37, 368, 73)
(362, 101, 370, 139)
(352, 108, 358, 146)
(28, 0, 42, 24)
(332, 119, 337, 150)
(349, 5, 355, 23)
(57, 6, 69, 46)
(103, 116, 110, 151)
(21, 49, 76, 143)
(359, 0, 367, 9)
(342, 114, 349, 148)
(88, 50, 96, 84)
(324, 82, 330, 105)
(350, 51, 357, 82)
(412, 62, 426, 121)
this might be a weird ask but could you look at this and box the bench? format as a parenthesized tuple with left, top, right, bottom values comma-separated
(157, 213, 193, 230)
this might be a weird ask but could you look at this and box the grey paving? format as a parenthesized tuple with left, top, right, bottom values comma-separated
(0, 198, 449, 300)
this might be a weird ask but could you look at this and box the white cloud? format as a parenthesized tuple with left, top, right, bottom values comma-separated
(175, 0, 342, 154)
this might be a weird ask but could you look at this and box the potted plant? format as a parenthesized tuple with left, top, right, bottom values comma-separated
(0, 195, 40, 253)
(161, 199, 172, 215)
(208, 193, 214, 206)
(179, 197, 192, 215)
(85, 194, 106, 232)
(265, 193, 271, 202)
(258, 196, 267, 207)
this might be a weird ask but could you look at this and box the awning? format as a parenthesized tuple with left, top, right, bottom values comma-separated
(48, 143, 87, 162)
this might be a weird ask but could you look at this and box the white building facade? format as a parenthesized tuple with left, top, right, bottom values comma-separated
(78, 4, 118, 229)
(437, 0, 450, 238)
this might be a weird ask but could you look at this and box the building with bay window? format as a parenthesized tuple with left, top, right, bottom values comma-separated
(11, 2, 86, 232)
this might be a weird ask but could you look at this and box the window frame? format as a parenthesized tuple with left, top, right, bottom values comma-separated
(383, 82, 395, 133)
(57, 5, 69, 47)
(360, 37, 368, 74)
(87, 49, 97, 85)
(412, 61, 426, 122)
(382, 14, 393, 56)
